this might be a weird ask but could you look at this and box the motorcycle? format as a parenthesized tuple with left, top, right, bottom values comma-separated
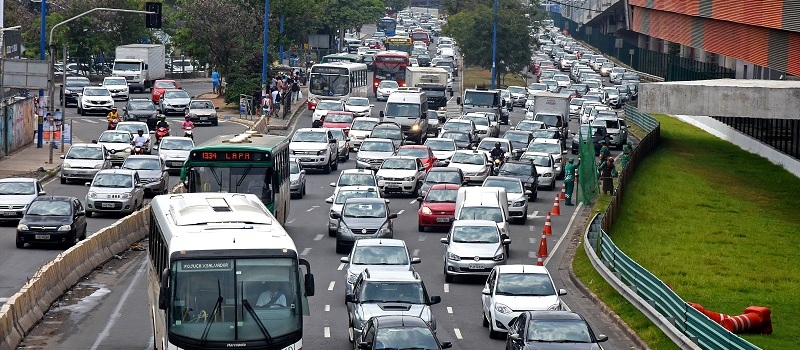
(183, 126, 194, 140)
(131, 144, 146, 155)
(107, 119, 118, 130)
(155, 126, 170, 144)
(491, 156, 505, 175)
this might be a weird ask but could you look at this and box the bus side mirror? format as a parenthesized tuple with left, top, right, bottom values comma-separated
(300, 258, 315, 296)
(158, 268, 171, 310)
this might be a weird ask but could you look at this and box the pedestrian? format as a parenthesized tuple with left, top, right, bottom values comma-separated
(271, 88, 281, 118)
(262, 89, 272, 117)
(621, 141, 633, 169)
(563, 157, 577, 205)
(598, 140, 609, 166)
(212, 69, 220, 94)
(597, 157, 618, 195)
(291, 77, 300, 103)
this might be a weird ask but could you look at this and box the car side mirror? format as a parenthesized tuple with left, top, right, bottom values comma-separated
(388, 213, 398, 219)
(441, 341, 453, 349)
(524, 190, 532, 195)
(411, 257, 421, 264)
(345, 294, 357, 303)
(440, 237, 448, 244)
(558, 288, 567, 295)
(76, 210, 86, 216)
(325, 198, 333, 204)
(449, 90, 454, 97)
(331, 212, 341, 219)
(340, 256, 350, 263)
(330, 182, 336, 187)
(481, 287, 491, 295)
(429, 295, 441, 305)
(135, 184, 143, 188)
(597, 334, 609, 342)
(509, 334, 521, 341)
(85, 182, 92, 187)
(417, 196, 424, 202)
(91, 140, 98, 144)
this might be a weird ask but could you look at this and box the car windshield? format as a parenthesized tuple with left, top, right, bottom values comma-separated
(290, 161, 300, 174)
(292, 131, 328, 143)
(463, 90, 498, 106)
(164, 90, 189, 99)
(0, 182, 36, 195)
(117, 124, 147, 134)
(478, 140, 508, 152)
(129, 101, 156, 110)
(397, 148, 428, 158)
(425, 170, 461, 184)
(325, 113, 353, 123)
(338, 174, 377, 187)
(155, 81, 177, 89)
(351, 245, 409, 265)
(425, 188, 458, 202)
(92, 173, 133, 188)
(527, 319, 593, 343)
(534, 114, 561, 127)
(104, 78, 127, 85)
(426, 139, 456, 151)
(498, 163, 533, 176)
(441, 132, 469, 142)
(504, 132, 530, 145)
(462, 116, 489, 127)
(66, 147, 104, 160)
(99, 132, 131, 143)
(381, 158, 416, 170)
(159, 138, 194, 150)
(330, 129, 345, 141)
(458, 207, 503, 222)
(351, 120, 378, 131)
(516, 122, 544, 132)
(526, 143, 560, 155)
(26, 200, 71, 216)
(190, 101, 214, 109)
(443, 121, 472, 132)
(495, 273, 555, 296)
(122, 158, 161, 171)
(594, 119, 620, 129)
(346, 98, 369, 106)
(451, 153, 484, 165)
(343, 202, 386, 218)
(604, 88, 619, 96)
(483, 179, 523, 193)
(532, 130, 558, 139)
(360, 141, 394, 152)
(570, 99, 586, 106)
(385, 103, 419, 118)
(452, 225, 499, 243)
(379, 81, 399, 89)
(553, 75, 569, 82)
(359, 281, 425, 304)
(335, 189, 379, 204)
(84, 88, 110, 96)
(371, 128, 401, 140)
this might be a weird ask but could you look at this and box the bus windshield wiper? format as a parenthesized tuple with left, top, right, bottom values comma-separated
(199, 280, 223, 345)
(242, 299, 273, 342)
(235, 165, 254, 191)
(207, 166, 223, 192)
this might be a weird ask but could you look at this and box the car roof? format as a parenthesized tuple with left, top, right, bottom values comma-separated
(344, 197, 386, 204)
(129, 98, 152, 102)
(427, 138, 455, 142)
(399, 145, 429, 149)
(125, 155, 161, 161)
(373, 315, 430, 328)
(96, 169, 137, 175)
(496, 264, 549, 274)
(428, 183, 460, 190)
(190, 99, 213, 103)
(480, 137, 510, 144)
(354, 238, 407, 248)
(362, 269, 420, 282)
(103, 130, 132, 135)
(160, 136, 193, 141)
(325, 111, 354, 115)
(296, 127, 328, 133)
(362, 137, 394, 144)
(374, 122, 401, 129)
(33, 196, 74, 202)
(0, 177, 36, 183)
(385, 156, 418, 161)
(452, 219, 499, 227)
(353, 117, 380, 122)
(163, 89, 186, 92)
(524, 310, 585, 321)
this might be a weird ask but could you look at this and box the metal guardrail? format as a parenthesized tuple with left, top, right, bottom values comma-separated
(585, 107, 762, 350)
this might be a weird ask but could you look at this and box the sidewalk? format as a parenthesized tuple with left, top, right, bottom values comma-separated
(197, 85, 309, 131)
(0, 142, 65, 180)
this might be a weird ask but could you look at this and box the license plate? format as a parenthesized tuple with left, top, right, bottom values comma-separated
(301, 158, 313, 162)
(200, 117, 208, 120)
(387, 183, 401, 188)
(2, 211, 15, 216)
(101, 203, 115, 208)
(35, 234, 50, 240)
(436, 217, 451, 223)
(468, 263, 484, 270)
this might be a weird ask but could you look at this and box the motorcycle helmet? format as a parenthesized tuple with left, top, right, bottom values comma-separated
(137, 129, 144, 135)
(184, 115, 191, 120)
(495, 142, 501, 148)
(112, 106, 117, 110)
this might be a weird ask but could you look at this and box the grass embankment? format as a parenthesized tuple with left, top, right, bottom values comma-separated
(573, 114, 800, 349)
(462, 66, 527, 89)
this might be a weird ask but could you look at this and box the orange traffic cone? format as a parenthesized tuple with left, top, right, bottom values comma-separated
(744, 306, 772, 334)
(537, 233, 548, 258)
(721, 312, 763, 334)
(536, 256, 544, 266)
(689, 302, 731, 324)
(560, 184, 566, 201)
(551, 195, 561, 216)
(543, 212, 553, 235)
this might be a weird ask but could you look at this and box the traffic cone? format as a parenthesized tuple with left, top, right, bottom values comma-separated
(560, 184, 566, 201)
(536, 256, 544, 266)
(551, 195, 561, 216)
(744, 306, 772, 334)
(721, 312, 763, 334)
(537, 233, 548, 258)
(543, 212, 553, 235)
(689, 302, 731, 324)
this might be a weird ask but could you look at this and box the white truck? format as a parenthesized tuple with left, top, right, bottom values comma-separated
(112, 44, 166, 93)
(406, 66, 448, 88)
(531, 92, 570, 136)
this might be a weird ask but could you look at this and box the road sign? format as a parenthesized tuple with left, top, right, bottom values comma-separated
(2, 59, 49, 89)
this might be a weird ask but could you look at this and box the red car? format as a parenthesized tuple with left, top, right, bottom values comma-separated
(396, 145, 437, 172)
(321, 111, 355, 136)
(151, 80, 178, 104)
(417, 184, 460, 231)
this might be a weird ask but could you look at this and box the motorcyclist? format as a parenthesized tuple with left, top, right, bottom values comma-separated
(489, 142, 505, 160)
(156, 114, 170, 130)
(131, 129, 149, 153)
(182, 115, 194, 138)
(107, 107, 120, 129)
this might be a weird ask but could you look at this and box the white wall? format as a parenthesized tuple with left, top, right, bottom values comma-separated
(673, 115, 800, 178)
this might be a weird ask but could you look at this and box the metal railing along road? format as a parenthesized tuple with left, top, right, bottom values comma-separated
(585, 107, 762, 350)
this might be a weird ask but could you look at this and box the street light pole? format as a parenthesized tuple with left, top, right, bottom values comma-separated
(37, 0, 46, 148)
(490, 0, 498, 89)
(262, 0, 270, 95)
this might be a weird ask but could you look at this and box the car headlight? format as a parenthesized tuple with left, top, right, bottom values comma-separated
(17, 224, 28, 231)
(291, 179, 299, 185)
(338, 224, 353, 235)
(317, 150, 326, 156)
(57, 225, 71, 232)
(446, 252, 460, 261)
(403, 176, 415, 181)
(495, 302, 513, 314)
(476, 168, 489, 176)
(124, 147, 132, 152)
(88, 192, 97, 198)
(62, 163, 71, 168)
(493, 252, 505, 261)
(420, 206, 432, 215)
(411, 124, 420, 131)
(94, 164, 104, 169)
(347, 272, 358, 284)
(543, 172, 553, 178)
(513, 199, 526, 206)
(376, 175, 384, 181)
(120, 193, 132, 199)
(377, 224, 392, 235)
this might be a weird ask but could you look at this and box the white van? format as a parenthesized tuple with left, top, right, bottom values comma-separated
(380, 91, 429, 144)
(455, 187, 510, 235)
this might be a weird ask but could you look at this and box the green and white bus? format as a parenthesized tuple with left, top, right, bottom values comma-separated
(180, 131, 291, 224)
(321, 53, 360, 63)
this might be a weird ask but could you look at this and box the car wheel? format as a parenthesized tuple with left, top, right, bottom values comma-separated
(79, 106, 85, 116)
(301, 183, 306, 196)
(329, 227, 337, 237)
(60, 176, 67, 184)
(212, 119, 218, 126)
(323, 162, 332, 174)
(483, 312, 490, 327)
(331, 154, 339, 171)
(15, 239, 24, 249)
(86, 211, 93, 218)
(67, 232, 79, 248)
(344, 150, 350, 161)
(81, 227, 87, 240)
(489, 324, 502, 339)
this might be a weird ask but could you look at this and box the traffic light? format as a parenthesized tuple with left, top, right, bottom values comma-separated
(146, 2, 162, 29)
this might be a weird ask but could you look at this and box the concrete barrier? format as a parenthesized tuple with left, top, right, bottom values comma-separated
(0, 206, 151, 350)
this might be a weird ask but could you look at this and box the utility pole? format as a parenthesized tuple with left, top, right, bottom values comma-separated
(490, 0, 498, 89)
(262, 0, 270, 97)
(38, 0, 46, 148)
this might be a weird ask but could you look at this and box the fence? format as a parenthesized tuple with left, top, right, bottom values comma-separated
(713, 116, 800, 161)
(550, 13, 734, 81)
(585, 106, 761, 350)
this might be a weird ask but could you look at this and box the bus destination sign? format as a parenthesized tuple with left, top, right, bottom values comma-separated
(312, 67, 348, 75)
(190, 151, 269, 162)
(376, 56, 407, 62)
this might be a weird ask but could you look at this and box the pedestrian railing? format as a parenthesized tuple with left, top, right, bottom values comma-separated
(585, 107, 762, 350)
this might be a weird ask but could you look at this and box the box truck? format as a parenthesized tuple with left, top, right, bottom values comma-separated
(112, 44, 166, 92)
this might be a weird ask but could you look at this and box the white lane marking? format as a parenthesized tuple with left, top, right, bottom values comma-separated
(528, 210, 545, 219)
(529, 237, 536, 244)
(90, 259, 147, 350)
(324, 326, 331, 337)
(325, 304, 331, 312)
(300, 248, 311, 256)
(314, 234, 323, 241)
(454, 328, 463, 339)
(147, 335, 154, 350)
(544, 202, 583, 266)
(412, 249, 419, 256)
(287, 219, 295, 224)
(83, 119, 99, 123)
(530, 225, 536, 232)
(306, 205, 319, 212)
(409, 199, 417, 205)
(328, 281, 336, 291)
(528, 251, 537, 259)
(397, 210, 404, 215)
(418, 235, 426, 241)
(443, 284, 449, 293)
(338, 263, 345, 271)
(447, 307, 453, 314)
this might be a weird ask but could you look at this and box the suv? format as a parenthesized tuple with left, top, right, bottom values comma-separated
(0, 178, 45, 222)
(60, 143, 112, 184)
(289, 128, 339, 174)
(355, 315, 452, 350)
(346, 269, 441, 344)
(340, 239, 420, 296)
(376, 156, 427, 196)
(61, 77, 91, 107)
(332, 197, 396, 254)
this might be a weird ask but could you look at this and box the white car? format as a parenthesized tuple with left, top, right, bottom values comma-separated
(156, 136, 194, 173)
(326, 185, 381, 235)
(312, 100, 345, 122)
(289, 128, 339, 174)
(344, 97, 373, 117)
(461, 113, 499, 139)
(553, 74, 571, 88)
(481, 265, 567, 339)
(519, 153, 557, 190)
(376, 81, 400, 101)
(102, 77, 130, 101)
(349, 117, 380, 151)
(77, 87, 114, 116)
(449, 150, 492, 184)
(94, 130, 133, 165)
(0, 178, 45, 222)
(441, 220, 510, 282)
(356, 138, 397, 170)
(424, 138, 457, 165)
(524, 138, 565, 178)
(376, 156, 427, 196)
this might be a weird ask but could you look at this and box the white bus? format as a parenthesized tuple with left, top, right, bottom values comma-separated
(308, 62, 369, 103)
(148, 193, 315, 350)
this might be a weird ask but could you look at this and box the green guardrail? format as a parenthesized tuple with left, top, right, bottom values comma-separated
(624, 105, 659, 133)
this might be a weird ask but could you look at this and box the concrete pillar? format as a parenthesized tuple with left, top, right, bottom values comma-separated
(638, 34, 647, 49)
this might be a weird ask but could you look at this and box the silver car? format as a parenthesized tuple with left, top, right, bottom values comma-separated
(0, 178, 45, 222)
(121, 155, 169, 195)
(85, 169, 145, 217)
(329, 128, 350, 161)
(289, 157, 306, 199)
(483, 176, 530, 224)
(356, 138, 397, 170)
(156, 136, 194, 173)
(340, 238, 420, 297)
(326, 186, 380, 235)
(441, 220, 510, 283)
(60, 143, 112, 184)
(187, 99, 219, 126)
(159, 89, 191, 115)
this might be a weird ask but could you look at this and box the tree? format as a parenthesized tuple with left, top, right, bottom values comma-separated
(442, 0, 535, 83)
(383, 0, 409, 13)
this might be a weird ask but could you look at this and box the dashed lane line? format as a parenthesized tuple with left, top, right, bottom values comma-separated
(454, 328, 463, 339)
(397, 210, 404, 215)
(409, 199, 417, 205)
(324, 326, 331, 338)
(337, 263, 345, 271)
(412, 249, 419, 256)
(314, 234, 323, 241)
(300, 248, 311, 256)
(325, 305, 330, 312)
(306, 205, 319, 212)
(328, 281, 336, 291)
(446, 307, 453, 314)
(443, 284, 449, 293)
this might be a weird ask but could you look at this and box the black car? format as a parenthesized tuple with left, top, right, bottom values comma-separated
(497, 161, 539, 200)
(571, 125, 609, 155)
(16, 196, 88, 249)
(506, 311, 608, 350)
(356, 315, 452, 350)
(502, 130, 534, 159)
(61, 77, 91, 107)
(122, 98, 159, 129)
(417, 54, 432, 67)
(419, 167, 465, 198)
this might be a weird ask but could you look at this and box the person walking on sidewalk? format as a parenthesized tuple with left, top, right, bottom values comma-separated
(212, 69, 220, 94)
(563, 157, 577, 205)
(597, 157, 618, 195)
(271, 89, 281, 118)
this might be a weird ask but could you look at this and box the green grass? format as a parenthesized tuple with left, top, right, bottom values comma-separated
(579, 114, 800, 349)
(462, 66, 527, 89)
